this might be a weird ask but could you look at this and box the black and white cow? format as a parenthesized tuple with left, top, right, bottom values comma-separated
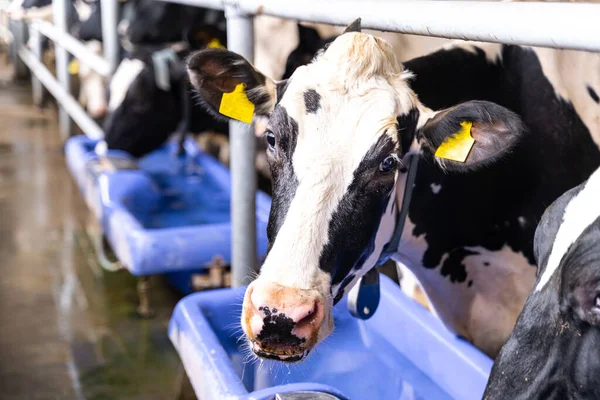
(103, 39, 228, 158)
(484, 166, 600, 399)
(187, 19, 600, 362)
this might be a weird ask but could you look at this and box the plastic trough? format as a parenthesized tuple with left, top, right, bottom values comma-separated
(64, 135, 271, 279)
(169, 275, 493, 400)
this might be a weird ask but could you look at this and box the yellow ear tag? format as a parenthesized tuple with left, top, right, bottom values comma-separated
(68, 59, 79, 75)
(434, 121, 475, 162)
(207, 38, 224, 49)
(219, 83, 254, 124)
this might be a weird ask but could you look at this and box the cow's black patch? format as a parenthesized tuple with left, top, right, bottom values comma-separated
(256, 309, 305, 347)
(404, 45, 600, 284)
(587, 85, 600, 104)
(319, 135, 397, 294)
(440, 248, 478, 283)
(397, 108, 420, 155)
(468, 280, 473, 287)
(265, 107, 300, 252)
(303, 89, 321, 114)
(484, 262, 490, 267)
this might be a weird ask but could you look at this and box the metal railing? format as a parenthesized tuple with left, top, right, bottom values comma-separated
(14, 0, 120, 141)
(14, 0, 600, 288)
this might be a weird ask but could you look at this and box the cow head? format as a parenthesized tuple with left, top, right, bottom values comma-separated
(484, 167, 600, 399)
(187, 22, 524, 362)
(103, 53, 186, 157)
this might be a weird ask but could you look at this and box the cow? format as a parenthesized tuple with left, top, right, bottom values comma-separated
(103, 38, 228, 158)
(186, 19, 600, 361)
(484, 166, 600, 399)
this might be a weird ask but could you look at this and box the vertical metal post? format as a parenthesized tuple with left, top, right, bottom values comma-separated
(29, 24, 43, 106)
(225, 6, 257, 287)
(100, 0, 119, 74)
(53, 0, 72, 140)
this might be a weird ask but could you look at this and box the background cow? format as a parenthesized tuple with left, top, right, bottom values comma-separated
(186, 21, 600, 360)
(484, 166, 600, 399)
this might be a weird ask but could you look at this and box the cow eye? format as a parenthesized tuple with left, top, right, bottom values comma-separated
(379, 155, 398, 173)
(266, 130, 276, 150)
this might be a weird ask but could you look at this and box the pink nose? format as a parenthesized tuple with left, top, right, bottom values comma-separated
(242, 281, 325, 359)
(89, 104, 107, 119)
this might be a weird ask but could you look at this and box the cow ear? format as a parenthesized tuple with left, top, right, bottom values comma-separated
(419, 100, 525, 172)
(344, 18, 362, 33)
(187, 48, 278, 122)
(559, 227, 600, 327)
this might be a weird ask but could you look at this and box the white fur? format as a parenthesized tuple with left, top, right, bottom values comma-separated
(430, 183, 442, 194)
(108, 58, 144, 111)
(536, 167, 600, 291)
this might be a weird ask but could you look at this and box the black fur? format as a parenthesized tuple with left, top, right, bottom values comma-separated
(265, 107, 300, 253)
(303, 89, 321, 114)
(396, 108, 420, 156)
(587, 85, 600, 104)
(319, 134, 397, 297)
(123, 1, 225, 46)
(485, 177, 600, 399)
(403, 45, 599, 289)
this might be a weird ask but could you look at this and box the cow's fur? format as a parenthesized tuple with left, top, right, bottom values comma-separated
(393, 42, 600, 356)
(484, 166, 600, 399)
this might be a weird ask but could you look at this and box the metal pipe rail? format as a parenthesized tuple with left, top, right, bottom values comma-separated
(17, 0, 119, 140)
(160, 0, 600, 53)
(34, 20, 112, 77)
(19, 47, 105, 139)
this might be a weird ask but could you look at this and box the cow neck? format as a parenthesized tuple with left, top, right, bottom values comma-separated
(376, 151, 420, 266)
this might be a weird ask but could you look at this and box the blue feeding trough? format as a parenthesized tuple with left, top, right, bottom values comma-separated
(64, 135, 271, 282)
(169, 275, 493, 400)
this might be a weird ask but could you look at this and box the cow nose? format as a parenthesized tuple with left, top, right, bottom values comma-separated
(243, 281, 325, 360)
(89, 104, 107, 119)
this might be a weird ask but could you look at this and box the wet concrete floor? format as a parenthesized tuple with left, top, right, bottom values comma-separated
(0, 63, 193, 399)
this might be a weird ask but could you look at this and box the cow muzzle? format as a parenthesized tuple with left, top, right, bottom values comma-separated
(242, 280, 327, 362)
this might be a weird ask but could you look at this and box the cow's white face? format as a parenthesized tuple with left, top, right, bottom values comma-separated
(187, 27, 525, 362)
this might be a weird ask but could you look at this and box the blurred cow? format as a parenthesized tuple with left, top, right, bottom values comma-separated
(485, 166, 600, 399)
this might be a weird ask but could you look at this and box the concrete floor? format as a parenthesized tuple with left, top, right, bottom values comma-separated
(0, 61, 192, 399)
